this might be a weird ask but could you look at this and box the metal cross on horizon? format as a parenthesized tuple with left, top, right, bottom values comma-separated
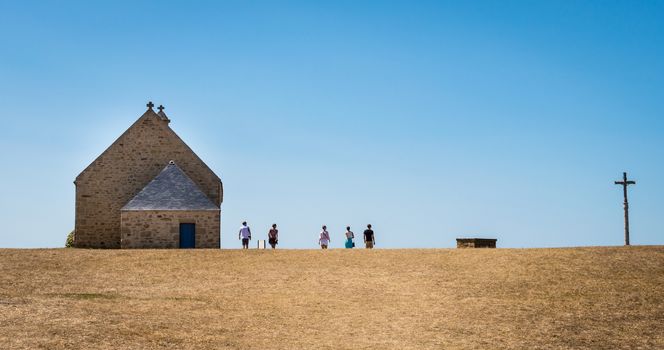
(614, 172, 636, 246)
(147, 101, 155, 109)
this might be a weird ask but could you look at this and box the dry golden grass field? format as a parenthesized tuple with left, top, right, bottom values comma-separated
(1, 246, 663, 349)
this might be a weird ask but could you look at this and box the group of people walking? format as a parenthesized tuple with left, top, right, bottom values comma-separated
(319, 224, 375, 249)
(238, 222, 376, 249)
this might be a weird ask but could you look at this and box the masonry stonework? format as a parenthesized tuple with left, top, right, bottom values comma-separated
(74, 106, 223, 248)
(456, 238, 497, 248)
(120, 210, 220, 248)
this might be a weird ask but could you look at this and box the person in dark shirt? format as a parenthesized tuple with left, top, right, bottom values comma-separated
(268, 223, 278, 249)
(363, 224, 375, 249)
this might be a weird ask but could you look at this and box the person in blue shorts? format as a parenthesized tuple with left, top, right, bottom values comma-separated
(344, 226, 354, 248)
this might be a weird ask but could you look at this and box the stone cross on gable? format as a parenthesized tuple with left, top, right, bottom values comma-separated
(158, 105, 165, 113)
(147, 101, 155, 109)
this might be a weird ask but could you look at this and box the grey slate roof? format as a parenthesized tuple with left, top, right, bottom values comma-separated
(122, 161, 218, 211)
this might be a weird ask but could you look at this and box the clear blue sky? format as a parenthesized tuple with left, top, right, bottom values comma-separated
(1, 1, 662, 248)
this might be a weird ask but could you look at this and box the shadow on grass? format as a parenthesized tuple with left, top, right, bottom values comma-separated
(51, 293, 208, 303)
(57, 292, 122, 300)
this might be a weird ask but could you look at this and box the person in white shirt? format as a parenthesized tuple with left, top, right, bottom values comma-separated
(319, 225, 330, 249)
(239, 221, 251, 249)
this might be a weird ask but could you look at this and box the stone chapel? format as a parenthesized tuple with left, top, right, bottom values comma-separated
(74, 102, 223, 248)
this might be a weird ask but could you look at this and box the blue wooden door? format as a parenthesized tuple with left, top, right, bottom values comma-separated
(179, 223, 195, 248)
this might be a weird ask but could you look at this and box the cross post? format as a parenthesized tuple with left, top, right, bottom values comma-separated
(146, 101, 155, 109)
(614, 172, 636, 246)
(158, 105, 165, 113)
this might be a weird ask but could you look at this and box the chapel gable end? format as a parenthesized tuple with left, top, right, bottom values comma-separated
(74, 102, 222, 249)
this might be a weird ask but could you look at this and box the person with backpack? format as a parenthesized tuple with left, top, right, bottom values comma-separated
(268, 223, 278, 249)
(363, 224, 375, 249)
(319, 225, 330, 249)
(238, 221, 252, 249)
(344, 226, 354, 248)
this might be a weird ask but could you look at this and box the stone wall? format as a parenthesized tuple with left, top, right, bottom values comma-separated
(456, 238, 497, 248)
(120, 210, 220, 248)
(74, 110, 223, 248)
